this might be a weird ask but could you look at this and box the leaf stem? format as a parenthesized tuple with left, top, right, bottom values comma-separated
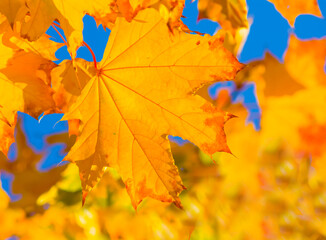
(83, 41, 98, 70)
(51, 23, 67, 44)
(51, 22, 98, 70)
(52, 22, 61, 29)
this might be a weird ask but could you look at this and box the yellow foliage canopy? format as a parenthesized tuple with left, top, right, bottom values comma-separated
(1, 0, 326, 239)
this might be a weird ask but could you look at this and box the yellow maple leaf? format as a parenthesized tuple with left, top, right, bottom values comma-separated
(0, 120, 66, 213)
(0, 15, 63, 155)
(198, 0, 248, 31)
(196, 0, 249, 56)
(0, 42, 58, 155)
(284, 35, 326, 89)
(62, 9, 243, 209)
(268, 0, 321, 26)
(2, 0, 189, 58)
(0, 14, 63, 61)
(0, 0, 24, 28)
(260, 88, 326, 157)
(243, 52, 305, 106)
(0, 51, 56, 119)
(51, 59, 95, 112)
(1, 0, 113, 57)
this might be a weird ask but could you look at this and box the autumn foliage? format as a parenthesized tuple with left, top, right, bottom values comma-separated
(0, 0, 325, 239)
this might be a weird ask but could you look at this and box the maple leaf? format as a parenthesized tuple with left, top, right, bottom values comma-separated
(239, 36, 326, 116)
(0, 119, 66, 213)
(51, 58, 96, 138)
(197, 0, 248, 31)
(0, 13, 64, 60)
(0, 0, 24, 28)
(284, 35, 326, 88)
(0, 51, 56, 116)
(241, 52, 304, 104)
(2, 0, 187, 58)
(0, 0, 115, 57)
(248, 37, 326, 157)
(267, 0, 321, 26)
(91, 0, 186, 31)
(257, 53, 304, 97)
(0, 17, 61, 155)
(260, 87, 326, 159)
(51, 59, 95, 112)
(62, 9, 243, 208)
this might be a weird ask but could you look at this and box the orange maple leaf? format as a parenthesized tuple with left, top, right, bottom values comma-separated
(268, 0, 321, 26)
(0, 17, 60, 155)
(62, 9, 244, 209)
(197, 0, 248, 32)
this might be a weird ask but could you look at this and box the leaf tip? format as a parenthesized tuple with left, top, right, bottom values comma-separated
(132, 201, 139, 212)
(82, 191, 88, 206)
(225, 112, 238, 122)
(174, 198, 184, 209)
(224, 146, 232, 155)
